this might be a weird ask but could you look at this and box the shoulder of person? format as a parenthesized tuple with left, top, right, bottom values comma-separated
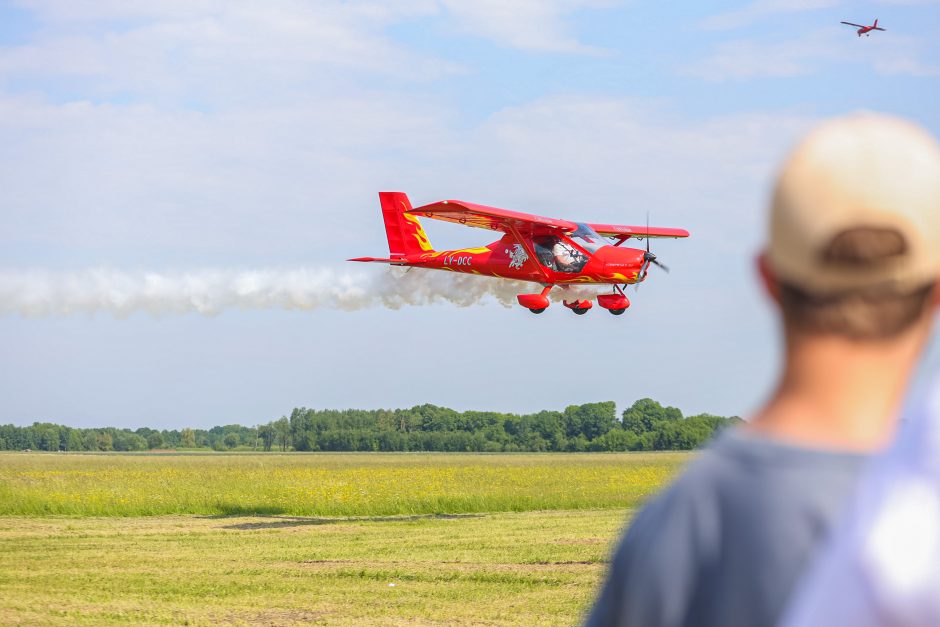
(586, 451, 729, 627)
(621, 448, 727, 559)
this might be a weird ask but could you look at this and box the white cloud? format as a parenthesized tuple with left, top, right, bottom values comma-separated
(3, 0, 614, 104)
(699, 0, 843, 31)
(686, 29, 839, 80)
(685, 27, 940, 81)
(11, 0, 439, 24)
(0, 90, 458, 264)
(437, 0, 614, 54)
(0, 1, 459, 107)
(869, 37, 940, 76)
(452, 96, 814, 253)
(700, 0, 940, 31)
(0, 0, 620, 112)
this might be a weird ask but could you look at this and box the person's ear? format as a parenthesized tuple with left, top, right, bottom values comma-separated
(757, 253, 781, 305)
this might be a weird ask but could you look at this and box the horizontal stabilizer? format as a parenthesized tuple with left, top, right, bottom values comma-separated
(348, 257, 407, 264)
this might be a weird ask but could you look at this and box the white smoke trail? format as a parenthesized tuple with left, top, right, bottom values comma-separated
(0, 267, 604, 317)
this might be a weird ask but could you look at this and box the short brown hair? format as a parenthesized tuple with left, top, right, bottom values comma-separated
(779, 227, 935, 340)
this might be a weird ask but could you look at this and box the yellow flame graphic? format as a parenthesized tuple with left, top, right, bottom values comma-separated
(403, 213, 434, 251)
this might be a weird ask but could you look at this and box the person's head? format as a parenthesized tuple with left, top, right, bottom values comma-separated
(760, 113, 940, 343)
(555, 240, 576, 263)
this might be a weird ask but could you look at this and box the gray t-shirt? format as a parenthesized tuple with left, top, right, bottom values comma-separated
(585, 428, 869, 627)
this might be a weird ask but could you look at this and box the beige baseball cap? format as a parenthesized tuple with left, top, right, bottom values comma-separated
(767, 112, 940, 294)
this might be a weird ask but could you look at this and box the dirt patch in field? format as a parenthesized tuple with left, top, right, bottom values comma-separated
(300, 559, 356, 565)
(210, 608, 331, 625)
(296, 559, 604, 573)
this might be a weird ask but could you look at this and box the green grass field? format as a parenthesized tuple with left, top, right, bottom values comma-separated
(0, 452, 686, 517)
(0, 452, 690, 625)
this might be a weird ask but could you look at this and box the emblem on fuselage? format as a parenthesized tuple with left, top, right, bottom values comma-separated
(505, 243, 529, 269)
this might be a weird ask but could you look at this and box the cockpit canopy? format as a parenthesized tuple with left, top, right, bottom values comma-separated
(532, 224, 609, 273)
(569, 223, 609, 253)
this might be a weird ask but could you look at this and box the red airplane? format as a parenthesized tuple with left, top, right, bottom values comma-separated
(841, 19, 885, 37)
(350, 192, 689, 315)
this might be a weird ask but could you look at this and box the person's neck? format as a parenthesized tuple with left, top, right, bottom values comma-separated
(747, 327, 928, 452)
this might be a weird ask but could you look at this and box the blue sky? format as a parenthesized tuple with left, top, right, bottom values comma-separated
(2, 0, 939, 428)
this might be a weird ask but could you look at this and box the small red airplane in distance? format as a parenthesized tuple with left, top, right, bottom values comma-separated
(350, 192, 689, 315)
(841, 19, 885, 37)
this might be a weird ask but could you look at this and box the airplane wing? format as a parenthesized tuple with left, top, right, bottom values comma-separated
(589, 223, 690, 239)
(411, 200, 689, 240)
(841, 21, 866, 27)
(409, 200, 578, 233)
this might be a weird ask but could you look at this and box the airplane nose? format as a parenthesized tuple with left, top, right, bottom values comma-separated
(599, 246, 644, 270)
(593, 247, 645, 279)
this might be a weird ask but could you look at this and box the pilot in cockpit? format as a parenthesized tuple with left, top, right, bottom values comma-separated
(552, 239, 586, 272)
(533, 236, 587, 272)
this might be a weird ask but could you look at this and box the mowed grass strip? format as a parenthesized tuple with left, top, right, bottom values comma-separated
(0, 452, 687, 517)
(0, 509, 632, 626)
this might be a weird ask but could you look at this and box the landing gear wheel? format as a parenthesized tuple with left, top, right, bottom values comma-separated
(572, 307, 588, 315)
(529, 308, 546, 314)
(609, 308, 625, 316)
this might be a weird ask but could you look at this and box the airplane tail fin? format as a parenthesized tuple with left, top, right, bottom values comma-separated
(874, 18, 878, 27)
(378, 192, 434, 258)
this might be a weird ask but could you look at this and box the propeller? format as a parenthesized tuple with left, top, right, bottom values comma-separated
(634, 213, 669, 291)
(643, 251, 670, 274)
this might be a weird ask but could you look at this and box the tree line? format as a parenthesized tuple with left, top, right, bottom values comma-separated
(0, 399, 741, 453)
